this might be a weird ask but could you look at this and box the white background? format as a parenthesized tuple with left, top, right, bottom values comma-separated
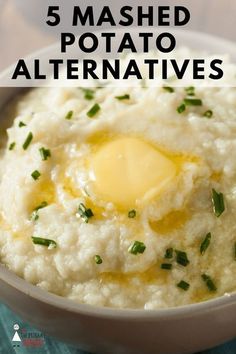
(0, 0, 235, 71)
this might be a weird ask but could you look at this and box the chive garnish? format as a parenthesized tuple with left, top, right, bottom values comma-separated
(82, 88, 95, 100)
(175, 250, 190, 266)
(77, 203, 94, 223)
(19, 121, 26, 127)
(128, 210, 136, 218)
(94, 255, 103, 264)
(115, 94, 130, 100)
(177, 103, 186, 114)
(23, 132, 33, 150)
(161, 263, 172, 270)
(177, 280, 190, 291)
(185, 86, 195, 96)
(9, 142, 16, 151)
(128, 241, 146, 255)
(200, 232, 211, 255)
(201, 274, 217, 292)
(31, 201, 48, 221)
(203, 110, 213, 118)
(163, 86, 174, 93)
(39, 147, 51, 161)
(65, 110, 73, 120)
(212, 189, 225, 217)
(165, 248, 173, 259)
(32, 236, 57, 248)
(31, 170, 41, 181)
(184, 98, 202, 106)
(87, 103, 100, 118)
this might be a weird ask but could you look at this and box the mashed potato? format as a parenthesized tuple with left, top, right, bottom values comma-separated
(0, 55, 236, 309)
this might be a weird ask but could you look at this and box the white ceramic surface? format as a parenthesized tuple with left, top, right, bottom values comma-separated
(0, 29, 236, 354)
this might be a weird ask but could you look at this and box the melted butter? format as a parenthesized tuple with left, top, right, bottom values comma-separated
(90, 137, 177, 210)
(29, 179, 55, 212)
(99, 265, 169, 286)
(150, 210, 189, 235)
(210, 172, 222, 182)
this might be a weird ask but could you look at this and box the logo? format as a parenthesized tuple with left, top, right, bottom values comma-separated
(12, 323, 45, 349)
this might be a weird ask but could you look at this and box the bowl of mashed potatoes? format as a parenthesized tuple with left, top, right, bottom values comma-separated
(0, 29, 235, 354)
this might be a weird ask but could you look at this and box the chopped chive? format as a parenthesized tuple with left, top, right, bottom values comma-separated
(185, 86, 195, 96)
(81, 88, 95, 100)
(39, 147, 51, 161)
(31, 170, 41, 181)
(184, 98, 202, 106)
(128, 209, 136, 218)
(201, 274, 217, 292)
(65, 110, 73, 120)
(19, 121, 26, 127)
(163, 86, 174, 93)
(212, 189, 225, 217)
(115, 94, 130, 100)
(23, 132, 33, 150)
(177, 280, 190, 291)
(203, 110, 213, 118)
(177, 103, 186, 114)
(165, 248, 173, 259)
(161, 263, 172, 270)
(94, 255, 103, 264)
(31, 201, 48, 221)
(175, 250, 190, 267)
(87, 103, 101, 118)
(200, 232, 211, 255)
(32, 236, 57, 248)
(77, 203, 94, 223)
(9, 142, 16, 151)
(128, 241, 146, 255)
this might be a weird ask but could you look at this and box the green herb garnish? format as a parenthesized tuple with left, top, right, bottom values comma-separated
(9, 142, 16, 151)
(161, 263, 172, 270)
(177, 280, 190, 291)
(212, 189, 225, 217)
(31, 170, 41, 181)
(19, 121, 26, 127)
(128, 241, 146, 255)
(200, 232, 211, 255)
(165, 248, 173, 259)
(82, 88, 95, 100)
(94, 255, 103, 264)
(87, 103, 101, 118)
(39, 147, 51, 161)
(203, 110, 213, 118)
(77, 203, 94, 223)
(31, 201, 48, 221)
(32, 236, 57, 248)
(65, 110, 73, 120)
(115, 94, 130, 100)
(163, 86, 174, 93)
(128, 210, 136, 218)
(177, 103, 186, 114)
(23, 132, 33, 150)
(185, 86, 195, 96)
(175, 250, 190, 266)
(184, 98, 202, 106)
(201, 274, 217, 292)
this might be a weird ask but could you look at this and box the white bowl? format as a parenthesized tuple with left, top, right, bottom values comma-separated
(0, 29, 236, 354)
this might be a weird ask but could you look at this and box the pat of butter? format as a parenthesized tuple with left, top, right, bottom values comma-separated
(90, 137, 176, 209)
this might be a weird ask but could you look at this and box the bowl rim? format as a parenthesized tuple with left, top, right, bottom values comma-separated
(0, 28, 236, 319)
(0, 263, 235, 319)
